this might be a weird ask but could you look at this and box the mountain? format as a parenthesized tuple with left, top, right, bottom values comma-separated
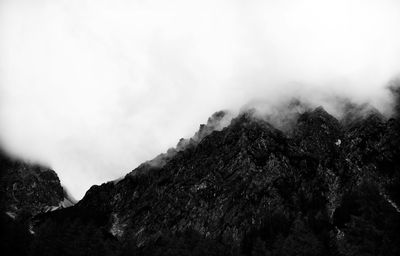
(0, 150, 75, 219)
(32, 93, 400, 256)
(0, 149, 75, 256)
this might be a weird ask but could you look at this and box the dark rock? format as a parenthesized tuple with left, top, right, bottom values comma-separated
(0, 150, 66, 219)
(33, 100, 400, 255)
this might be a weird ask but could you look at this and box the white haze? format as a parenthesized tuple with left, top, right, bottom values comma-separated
(1, 0, 400, 199)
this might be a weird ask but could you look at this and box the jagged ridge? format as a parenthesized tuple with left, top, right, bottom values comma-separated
(35, 100, 400, 255)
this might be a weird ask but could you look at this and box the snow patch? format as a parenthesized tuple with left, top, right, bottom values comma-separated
(59, 197, 75, 208)
(335, 227, 344, 241)
(382, 193, 400, 213)
(110, 213, 127, 238)
(44, 197, 75, 212)
(6, 211, 16, 219)
(29, 223, 35, 235)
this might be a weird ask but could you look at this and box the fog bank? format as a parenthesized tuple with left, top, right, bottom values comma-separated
(1, 0, 400, 199)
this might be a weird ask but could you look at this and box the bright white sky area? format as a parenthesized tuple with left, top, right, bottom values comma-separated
(1, 0, 400, 199)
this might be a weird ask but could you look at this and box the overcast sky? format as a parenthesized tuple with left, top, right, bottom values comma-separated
(1, 0, 400, 199)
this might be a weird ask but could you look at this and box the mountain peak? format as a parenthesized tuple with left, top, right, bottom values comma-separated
(0, 150, 68, 220)
(31, 104, 400, 256)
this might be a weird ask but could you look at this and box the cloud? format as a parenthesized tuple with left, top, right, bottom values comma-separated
(1, 0, 400, 199)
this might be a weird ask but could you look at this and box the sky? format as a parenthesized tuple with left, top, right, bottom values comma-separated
(1, 0, 400, 199)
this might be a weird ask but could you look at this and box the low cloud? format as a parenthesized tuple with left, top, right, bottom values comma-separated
(1, 0, 400, 199)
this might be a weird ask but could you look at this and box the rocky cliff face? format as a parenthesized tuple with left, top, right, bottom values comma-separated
(0, 150, 72, 220)
(0, 149, 76, 256)
(36, 96, 400, 255)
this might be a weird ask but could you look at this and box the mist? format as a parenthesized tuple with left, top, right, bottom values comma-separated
(1, 0, 400, 199)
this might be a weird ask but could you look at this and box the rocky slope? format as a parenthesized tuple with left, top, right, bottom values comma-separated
(0, 150, 73, 220)
(0, 149, 76, 256)
(34, 91, 400, 255)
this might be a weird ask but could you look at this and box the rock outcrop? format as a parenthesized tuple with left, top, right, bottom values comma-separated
(0, 150, 70, 220)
